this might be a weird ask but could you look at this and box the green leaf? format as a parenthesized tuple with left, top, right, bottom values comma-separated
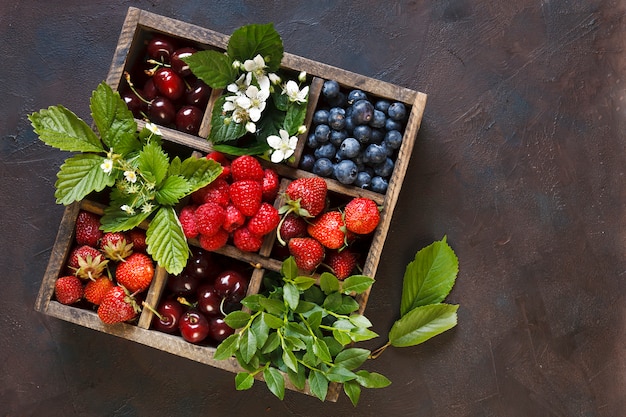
(235, 372, 255, 390)
(184, 49, 237, 89)
(355, 370, 391, 389)
(260, 297, 287, 315)
(224, 311, 252, 329)
(54, 154, 116, 205)
(334, 348, 370, 371)
(389, 303, 458, 347)
(284, 336, 307, 351)
(239, 329, 258, 364)
(343, 380, 361, 407)
(293, 300, 317, 314)
(263, 312, 284, 329)
(178, 156, 223, 192)
(281, 257, 298, 280)
(282, 348, 298, 373)
(334, 295, 360, 315)
(293, 276, 316, 291)
(322, 292, 342, 311)
(306, 310, 323, 331)
(100, 204, 152, 232)
(308, 370, 329, 402)
(261, 331, 281, 354)
(319, 272, 340, 295)
(332, 329, 352, 346)
(287, 363, 306, 391)
(241, 293, 264, 311)
(283, 102, 308, 136)
(401, 236, 459, 316)
(155, 175, 191, 206)
(283, 282, 300, 310)
(227, 23, 284, 72)
(29, 105, 103, 153)
(213, 333, 239, 360)
(145, 206, 189, 275)
(137, 140, 169, 186)
(90, 82, 139, 156)
(326, 366, 357, 383)
(341, 275, 375, 295)
(312, 339, 332, 363)
(349, 314, 372, 329)
(208, 96, 248, 143)
(349, 327, 379, 343)
(251, 314, 270, 349)
(263, 367, 285, 400)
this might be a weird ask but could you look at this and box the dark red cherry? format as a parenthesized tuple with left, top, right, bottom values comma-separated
(209, 316, 235, 342)
(214, 270, 248, 303)
(175, 105, 203, 135)
(153, 67, 185, 101)
(148, 96, 176, 125)
(196, 284, 222, 317)
(142, 78, 158, 101)
(185, 77, 211, 108)
(146, 36, 177, 63)
(121, 89, 146, 118)
(167, 270, 202, 297)
(151, 299, 184, 334)
(171, 47, 197, 77)
(184, 248, 219, 281)
(179, 309, 210, 344)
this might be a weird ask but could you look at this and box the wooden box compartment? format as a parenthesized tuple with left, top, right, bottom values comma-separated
(35, 7, 427, 401)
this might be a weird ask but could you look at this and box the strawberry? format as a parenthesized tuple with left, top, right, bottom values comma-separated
(68, 245, 108, 280)
(74, 210, 103, 247)
(54, 275, 84, 305)
(115, 252, 155, 293)
(206, 151, 231, 180)
(179, 205, 199, 239)
(191, 178, 230, 207)
(231, 155, 264, 182)
(247, 202, 280, 237)
(194, 202, 226, 237)
(344, 197, 381, 235)
(128, 228, 147, 253)
(199, 228, 229, 251)
(307, 211, 347, 250)
(325, 249, 357, 280)
(233, 226, 263, 252)
(97, 285, 140, 324)
(223, 204, 245, 232)
(288, 237, 325, 273)
(229, 180, 263, 217)
(282, 177, 327, 218)
(276, 213, 308, 245)
(84, 276, 115, 305)
(261, 168, 280, 202)
(100, 232, 133, 261)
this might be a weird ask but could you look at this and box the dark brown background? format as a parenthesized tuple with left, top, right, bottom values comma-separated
(1, 1, 624, 416)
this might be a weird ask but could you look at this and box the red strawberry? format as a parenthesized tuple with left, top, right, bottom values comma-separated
(233, 226, 263, 252)
(194, 202, 226, 237)
(68, 245, 109, 280)
(282, 177, 327, 217)
(288, 237, 325, 273)
(325, 249, 357, 280)
(100, 232, 133, 261)
(55, 275, 84, 305)
(307, 211, 347, 250)
(75, 210, 103, 247)
(223, 204, 245, 232)
(231, 155, 264, 182)
(206, 151, 231, 180)
(344, 197, 381, 235)
(229, 180, 263, 217)
(115, 252, 155, 293)
(97, 285, 140, 324)
(276, 213, 308, 245)
(179, 205, 199, 238)
(128, 228, 147, 253)
(199, 228, 229, 251)
(248, 203, 280, 237)
(261, 168, 280, 202)
(84, 276, 115, 305)
(191, 178, 230, 207)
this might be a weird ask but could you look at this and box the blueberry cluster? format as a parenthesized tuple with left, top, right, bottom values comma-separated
(299, 80, 408, 194)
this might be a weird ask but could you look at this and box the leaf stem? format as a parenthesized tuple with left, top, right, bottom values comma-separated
(369, 341, 391, 359)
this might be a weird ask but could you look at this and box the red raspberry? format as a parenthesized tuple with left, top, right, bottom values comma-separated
(191, 178, 230, 207)
(233, 226, 263, 252)
(194, 202, 226, 237)
(223, 204, 245, 233)
(229, 180, 263, 217)
(248, 203, 280, 237)
(199, 228, 229, 251)
(261, 168, 280, 202)
(179, 205, 198, 239)
(231, 155, 264, 182)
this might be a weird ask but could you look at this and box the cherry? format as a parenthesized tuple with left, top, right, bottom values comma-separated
(197, 284, 222, 317)
(175, 105, 203, 135)
(151, 299, 184, 334)
(171, 47, 197, 77)
(153, 67, 185, 101)
(148, 96, 176, 125)
(184, 248, 218, 281)
(142, 78, 158, 101)
(166, 270, 202, 297)
(209, 316, 235, 342)
(185, 77, 211, 108)
(179, 309, 210, 344)
(121, 89, 146, 118)
(214, 270, 248, 303)
(146, 36, 177, 63)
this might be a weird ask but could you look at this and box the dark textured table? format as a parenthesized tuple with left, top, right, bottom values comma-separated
(1, 1, 624, 416)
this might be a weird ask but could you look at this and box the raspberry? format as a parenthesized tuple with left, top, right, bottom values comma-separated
(194, 202, 226, 237)
(179, 205, 198, 239)
(248, 202, 280, 237)
(261, 168, 280, 202)
(231, 155, 264, 182)
(199, 228, 229, 251)
(233, 226, 263, 252)
(223, 204, 245, 233)
(191, 178, 230, 207)
(229, 180, 263, 217)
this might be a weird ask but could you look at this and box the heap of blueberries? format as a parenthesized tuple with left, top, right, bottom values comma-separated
(299, 80, 408, 194)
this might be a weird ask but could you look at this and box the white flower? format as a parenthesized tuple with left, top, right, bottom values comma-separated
(283, 80, 309, 104)
(120, 204, 135, 215)
(298, 71, 307, 82)
(124, 170, 137, 183)
(244, 85, 269, 122)
(245, 121, 257, 133)
(243, 54, 266, 75)
(145, 122, 162, 136)
(141, 202, 154, 213)
(269, 73, 281, 85)
(267, 129, 298, 163)
(226, 74, 248, 94)
(297, 125, 307, 135)
(100, 159, 114, 174)
(232, 60, 242, 69)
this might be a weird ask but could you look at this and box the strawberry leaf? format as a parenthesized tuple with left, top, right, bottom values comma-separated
(145, 206, 188, 275)
(137, 141, 169, 186)
(54, 154, 116, 205)
(178, 156, 222, 193)
(154, 175, 191, 206)
(183, 49, 238, 89)
(100, 204, 152, 232)
(29, 105, 103, 153)
(227, 23, 283, 72)
(389, 303, 458, 347)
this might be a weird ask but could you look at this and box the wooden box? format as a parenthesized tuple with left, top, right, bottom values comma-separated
(35, 7, 427, 401)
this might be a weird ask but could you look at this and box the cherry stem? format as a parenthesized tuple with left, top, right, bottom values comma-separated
(141, 301, 164, 321)
(123, 71, 152, 105)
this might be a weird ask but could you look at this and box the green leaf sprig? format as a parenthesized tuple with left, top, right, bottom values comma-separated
(29, 81, 223, 275)
(183, 23, 310, 162)
(214, 256, 390, 406)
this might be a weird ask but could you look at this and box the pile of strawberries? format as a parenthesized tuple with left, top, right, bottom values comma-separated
(179, 153, 281, 252)
(54, 210, 155, 324)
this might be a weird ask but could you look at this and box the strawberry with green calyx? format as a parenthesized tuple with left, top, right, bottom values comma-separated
(84, 276, 115, 305)
(55, 275, 84, 305)
(307, 210, 348, 250)
(288, 237, 325, 273)
(75, 210, 103, 247)
(344, 197, 381, 235)
(97, 285, 141, 324)
(280, 177, 327, 218)
(324, 249, 358, 280)
(115, 252, 155, 293)
(68, 245, 109, 280)
(100, 231, 133, 261)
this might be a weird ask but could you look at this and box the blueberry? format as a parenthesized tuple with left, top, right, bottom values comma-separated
(322, 80, 340, 99)
(374, 99, 391, 114)
(328, 108, 346, 130)
(306, 133, 319, 149)
(384, 130, 403, 150)
(364, 144, 387, 165)
(314, 124, 331, 143)
(338, 137, 361, 159)
(369, 109, 387, 128)
(347, 89, 368, 104)
(381, 141, 395, 157)
(351, 100, 374, 125)
(333, 159, 358, 184)
(329, 129, 347, 147)
(312, 157, 334, 177)
(373, 158, 395, 177)
(354, 171, 372, 189)
(326, 91, 347, 107)
(313, 109, 330, 125)
(385, 117, 403, 132)
(370, 128, 385, 144)
(344, 115, 355, 134)
(370, 176, 389, 193)
(387, 102, 407, 121)
(314, 142, 336, 159)
(353, 125, 372, 144)
(299, 153, 315, 171)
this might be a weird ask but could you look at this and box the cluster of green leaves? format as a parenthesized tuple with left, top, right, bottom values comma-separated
(183, 23, 308, 155)
(214, 257, 390, 406)
(28, 82, 222, 275)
